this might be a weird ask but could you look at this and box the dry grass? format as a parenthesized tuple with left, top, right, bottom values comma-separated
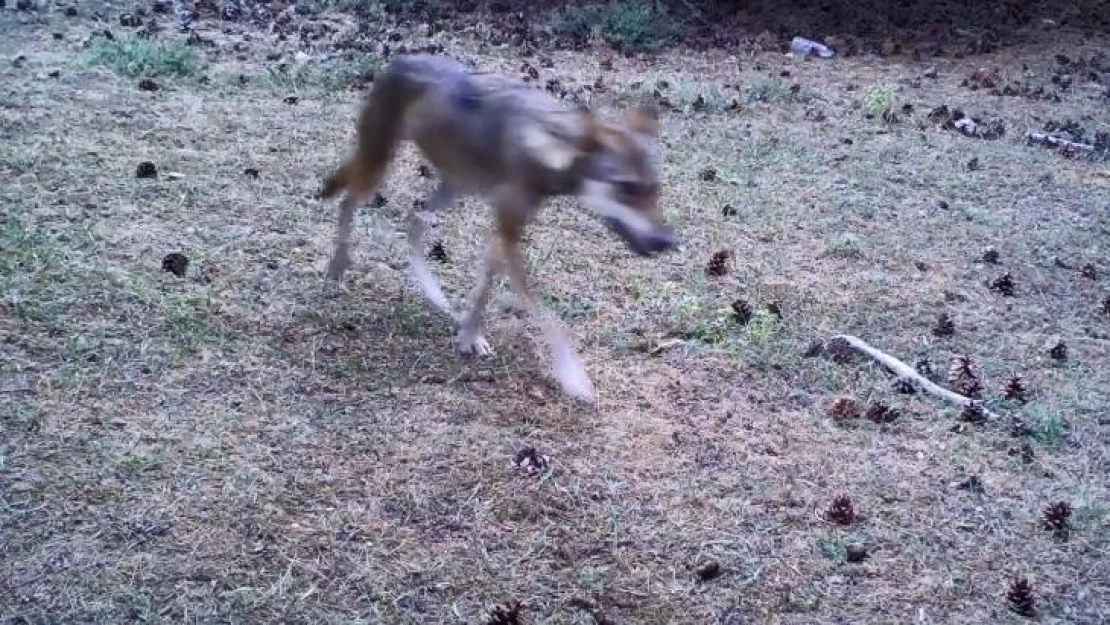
(2, 2, 1109, 624)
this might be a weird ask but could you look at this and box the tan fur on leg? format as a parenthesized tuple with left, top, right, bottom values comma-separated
(499, 222, 595, 403)
(453, 238, 502, 357)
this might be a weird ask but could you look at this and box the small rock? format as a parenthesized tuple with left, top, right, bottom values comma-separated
(135, 161, 158, 178)
(845, 544, 868, 562)
(138, 78, 159, 91)
(695, 561, 722, 581)
(955, 475, 984, 493)
(1048, 341, 1067, 361)
(64, 6, 78, 16)
(514, 447, 549, 474)
(283, 95, 298, 105)
(161, 253, 188, 277)
(243, 167, 260, 179)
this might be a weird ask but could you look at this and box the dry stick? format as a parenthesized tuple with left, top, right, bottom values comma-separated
(830, 334, 1002, 420)
(1024, 132, 1103, 160)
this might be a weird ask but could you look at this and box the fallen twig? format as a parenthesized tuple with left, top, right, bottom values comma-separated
(1025, 132, 1106, 161)
(828, 334, 1001, 420)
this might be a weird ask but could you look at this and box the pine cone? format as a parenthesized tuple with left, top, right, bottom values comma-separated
(932, 312, 955, 337)
(730, 299, 753, 325)
(1010, 418, 1035, 438)
(1003, 374, 1028, 403)
(959, 402, 987, 424)
(948, 355, 983, 399)
(829, 397, 862, 421)
(981, 247, 1000, 264)
(892, 378, 916, 394)
(514, 448, 549, 474)
(866, 402, 900, 424)
(427, 240, 449, 263)
(825, 337, 855, 363)
(990, 272, 1015, 296)
(1006, 577, 1035, 617)
(1042, 501, 1072, 539)
(699, 167, 718, 182)
(915, 358, 936, 381)
(484, 600, 523, 625)
(1101, 296, 1110, 316)
(1079, 263, 1097, 280)
(1009, 441, 1035, 464)
(1048, 341, 1067, 361)
(825, 495, 856, 525)
(706, 250, 731, 277)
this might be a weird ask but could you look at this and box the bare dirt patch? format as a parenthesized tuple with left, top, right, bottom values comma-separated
(2, 2, 1108, 624)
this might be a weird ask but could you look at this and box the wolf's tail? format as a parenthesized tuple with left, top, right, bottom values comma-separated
(319, 56, 433, 200)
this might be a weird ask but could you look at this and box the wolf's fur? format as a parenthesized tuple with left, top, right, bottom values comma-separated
(319, 54, 676, 402)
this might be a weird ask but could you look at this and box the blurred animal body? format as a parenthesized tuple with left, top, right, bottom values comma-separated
(320, 54, 675, 402)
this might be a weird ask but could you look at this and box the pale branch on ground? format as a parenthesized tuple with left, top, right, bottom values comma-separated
(1024, 132, 1105, 160)
(829, 334, 1002, 420)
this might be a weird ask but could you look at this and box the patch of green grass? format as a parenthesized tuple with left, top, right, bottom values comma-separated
(546, 5, 596, 42)
(116, 451, 164, 477)
(542, 292, 595, 322)
(304, 0, 369, 12)
(824, 234, 864, 259)
(674, 295, 733, 345)
(548, 2, 682, 52)
(1021, 403, 1068, 445)
(597, 1, 680, 51)
(863, 85, 894, 120)
(0, 216, 65, 325)
(264, 55, 381, 93)
(744, 78, 793, 104)
(85, 36, 200, 78)
(816, 534, 846, 561)
(319, 55, 381, 91)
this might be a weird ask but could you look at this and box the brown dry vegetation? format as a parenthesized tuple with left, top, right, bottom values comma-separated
(2, 1, 1109, 624)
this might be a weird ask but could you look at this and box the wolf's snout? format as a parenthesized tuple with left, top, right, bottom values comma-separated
(604, 218, 676, 257)
(642, 228, 676, 255)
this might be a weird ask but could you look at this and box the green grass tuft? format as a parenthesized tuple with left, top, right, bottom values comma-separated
(85, 36, 200, 78)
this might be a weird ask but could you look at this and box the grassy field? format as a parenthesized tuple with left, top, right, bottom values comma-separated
(2, 2, 1108, 623)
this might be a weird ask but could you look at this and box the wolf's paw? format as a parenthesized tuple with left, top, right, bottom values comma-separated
(454, 331, 494, 358)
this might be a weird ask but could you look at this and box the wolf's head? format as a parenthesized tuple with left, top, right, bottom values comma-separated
(573, 104, 676, 257)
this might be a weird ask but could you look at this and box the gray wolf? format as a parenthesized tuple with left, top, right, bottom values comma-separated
(319, 54, 676, 403)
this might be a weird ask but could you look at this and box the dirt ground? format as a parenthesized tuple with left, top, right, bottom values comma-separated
(2, 1, 1108, 624)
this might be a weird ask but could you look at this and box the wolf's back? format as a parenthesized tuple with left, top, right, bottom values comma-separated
(320, 55, 470, 199)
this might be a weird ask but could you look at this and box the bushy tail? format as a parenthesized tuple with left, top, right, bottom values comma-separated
(318, 56, 431, 200)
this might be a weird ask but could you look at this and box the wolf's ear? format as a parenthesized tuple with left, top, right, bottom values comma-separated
(624, 103, 660, 138)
